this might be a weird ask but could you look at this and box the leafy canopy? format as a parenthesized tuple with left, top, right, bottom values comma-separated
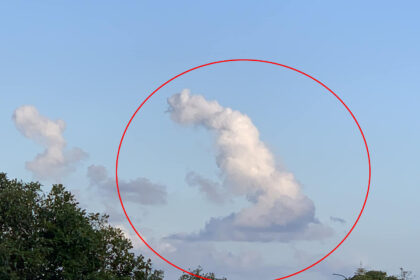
(0, 173, 163, 280)
(179, 266, 227, 280)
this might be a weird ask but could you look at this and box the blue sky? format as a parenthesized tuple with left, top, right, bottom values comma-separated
(1, 1, 419, 280)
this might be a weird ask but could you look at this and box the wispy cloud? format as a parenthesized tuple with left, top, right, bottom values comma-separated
(185, 171, 227, 205)
(87, 164, 167, 205)
(86, 164, 168, 223)
(166, 89, 332, 242)
(330, 216, 346, 224)
(13, 105, 87, 180)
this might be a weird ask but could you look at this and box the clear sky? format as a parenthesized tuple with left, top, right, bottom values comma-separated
(1, 1, 419, 280)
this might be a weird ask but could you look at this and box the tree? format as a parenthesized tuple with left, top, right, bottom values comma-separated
(0, 173, 164, 280)
(349, 270, 399, 280)
(178, 266, 227, 280)
(334, 267, 415, 280)
(399, 268, 414, 280)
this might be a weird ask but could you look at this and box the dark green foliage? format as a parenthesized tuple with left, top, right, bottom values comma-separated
(178, 266, 227, 280)
(0, 173, 163, 280)
(350, 270, 399, 280)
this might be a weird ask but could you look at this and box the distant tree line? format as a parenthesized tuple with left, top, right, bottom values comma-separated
(0, 173, 413, 280)
(333, 267, 414, 280)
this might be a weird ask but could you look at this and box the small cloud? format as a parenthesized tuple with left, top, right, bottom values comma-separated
(13, 105, 87, 180)
(330, 216, 346, 224)
(185, 171, 227, 204)
(87, 164, 167, 205)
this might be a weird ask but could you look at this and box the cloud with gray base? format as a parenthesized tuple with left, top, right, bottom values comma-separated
(166, 89, 332, 242)
(87, 164, 167, 205)
(13, 105, 87, 180)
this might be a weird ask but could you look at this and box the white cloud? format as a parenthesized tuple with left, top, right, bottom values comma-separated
(167, 89, 332, 242)
(13, 105, 87, 180)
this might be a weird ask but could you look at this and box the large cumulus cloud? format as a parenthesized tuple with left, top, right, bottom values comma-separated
(166, 89, 332, 242)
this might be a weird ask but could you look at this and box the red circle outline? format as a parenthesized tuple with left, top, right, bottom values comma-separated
(115, 59, 371, 280)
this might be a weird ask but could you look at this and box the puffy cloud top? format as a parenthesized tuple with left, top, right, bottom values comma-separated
(167, 89, 332, 242)
(13, 105, 87, 180)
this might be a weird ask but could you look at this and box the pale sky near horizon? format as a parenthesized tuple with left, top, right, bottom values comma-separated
(1, 1, 419, 280)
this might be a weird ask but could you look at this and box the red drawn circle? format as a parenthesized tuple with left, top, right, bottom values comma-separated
(115, 59, 371, 280)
